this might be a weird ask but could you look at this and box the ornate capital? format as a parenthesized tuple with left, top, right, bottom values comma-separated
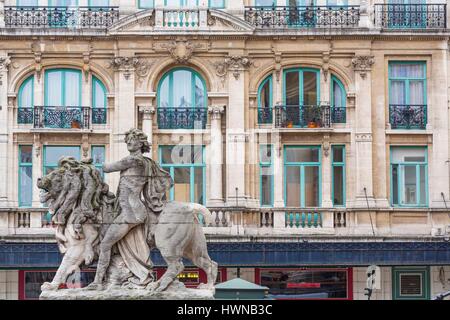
(208, 105, 225, 120)
(109, 56, 151, 80)
(138, 105, 156, 120)
(214, 55, 253, 81)
(352, 55, 374, 79)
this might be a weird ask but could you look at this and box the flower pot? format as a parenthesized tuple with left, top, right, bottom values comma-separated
(308, 121, 317, 128)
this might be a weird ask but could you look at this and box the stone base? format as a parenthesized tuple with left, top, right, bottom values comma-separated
(40, 282, 215, 300)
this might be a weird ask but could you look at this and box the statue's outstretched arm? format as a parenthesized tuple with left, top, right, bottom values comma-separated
(103, 156, 142, 173)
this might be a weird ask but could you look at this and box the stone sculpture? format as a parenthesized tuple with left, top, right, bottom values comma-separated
(37, 128, 218, 299)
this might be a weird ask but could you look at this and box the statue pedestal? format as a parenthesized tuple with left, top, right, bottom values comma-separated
(40, 282, 215, 300)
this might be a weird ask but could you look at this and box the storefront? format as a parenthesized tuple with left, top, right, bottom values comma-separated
(255, 267, 353, 300)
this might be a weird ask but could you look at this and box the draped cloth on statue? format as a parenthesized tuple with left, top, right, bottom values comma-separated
(115, 156, 173, 285)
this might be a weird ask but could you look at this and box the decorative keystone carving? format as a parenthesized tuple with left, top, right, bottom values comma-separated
(161, 40, 201, 64)
(323, 133, 330, 157)
(108, 56, 151, 80)
(322, 52, 330, 82)
(352, 55, 374, 79)
(138, 105, 156, 120)
(207, 105, 225, 120)
(214, 55, 253, 81)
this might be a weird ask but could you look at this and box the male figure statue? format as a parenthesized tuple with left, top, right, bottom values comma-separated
(87, 128, 173, 290)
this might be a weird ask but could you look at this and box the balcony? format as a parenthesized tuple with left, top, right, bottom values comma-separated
(389, 104, 426, 129)
(4, 6, 119, 29)
(374, 4, 446, 29)
(274, 104, 332, 128)
(17, 106, 107, 129)
(244, 6, 360, 28)
(157, 107, 208, 130)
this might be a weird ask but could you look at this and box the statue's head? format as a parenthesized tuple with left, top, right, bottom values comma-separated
(124, 128, 151, 154)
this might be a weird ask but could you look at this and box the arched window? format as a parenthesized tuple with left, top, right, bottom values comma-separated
(258, 75, 272, 124)
(92, 76, 107, 124)
(17, 76, 34, 124)
(157, 68, 207, 129)
(331, 76, 346, 123)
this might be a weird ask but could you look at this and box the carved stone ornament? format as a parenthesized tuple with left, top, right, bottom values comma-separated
(0, 57, 10, 86)
(162, 40, 201, 64)
(214, 55, 253, 81)
(108, 56, 151, 80)
(207, 105, 225, 120)
(138, 105, 156, 120)
(352, 56, 375, 79)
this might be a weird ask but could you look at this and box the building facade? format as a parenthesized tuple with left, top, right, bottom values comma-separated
(1, 0, 450, 300)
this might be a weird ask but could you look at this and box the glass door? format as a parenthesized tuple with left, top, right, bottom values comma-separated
(287, 0, 316, 27)
(388, 0, 426, 28)
(48, 0, 79, 27)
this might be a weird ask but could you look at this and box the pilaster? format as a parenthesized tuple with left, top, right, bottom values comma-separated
(207, 105, 225, 206)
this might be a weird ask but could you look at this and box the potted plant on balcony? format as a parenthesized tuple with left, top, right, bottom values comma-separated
(71, 120, 81, 129)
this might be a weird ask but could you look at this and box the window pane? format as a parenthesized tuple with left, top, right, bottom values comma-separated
(166, 0, 180, 5)
(89, 0, 109, 6)
(209, 0, 224, 7)
(403, 166, 417, 204)
(20, 146, 33, 163)
(18, 0, 38, 5)
(285, 71, 299, 106)
(333, 80, 344, 108)
(65, 71, 80, 106)
(286, 148, 319, 163)
(409, 81, 424, 105)
(303, 71, 317, 105)
(93, 80, 106, 108)
(391, 148, 426, 163)
(260, 145, 272, 163)
(174, 167, 190, 202)
(400, 274, 422, 296)
(390, 80, 406, 105)
(419, 165, 426, 205)
(256, 0, 275, 5)
(194, 76, 205, 108)
(139, 0, 154, 7)
(50, 0, 78, 6)
(333, 166, 344, 206)
(261, 167, 273, 206)
(390, 63, 425, 78)
(304, 166, 319, 207)
(173, 70, 192, 108)
(92, 146, 105, 165)
(194, 167, 203, 204)
(19, 78, 33, 108)
(47, 71, 62, 106)
(260, 79, 271, 109)
(45, 146, 80, 166)
(392, 165, 399, 204)
(286, 166, 300, 207)
(19, 166, 32, 206)
(332, 147, 343, 163)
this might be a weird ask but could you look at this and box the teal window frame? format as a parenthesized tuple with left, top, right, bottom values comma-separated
(164, 0, 199, 5)
(159, 145, 206, 205)
(43, 146, 81, 175)
(18, 145, 33, 207)
(18, 75, 34, 108)
(331, 145, 345, 207)
(330, 75, 346, 123)
(283, 145, 322, 208)
(390, 146, 428, 207)
(388, 61, 427, 118)
(257, 75, 273, 124)
(44, 69, 82, 107)
(392, 267, 430, 300)
(88, 0, 110, 6)
(157, 67, 207, 109)
(255, 0, 275, 5)
(209, 0, 225, 8)
(326, 0, 348, 6)
(259, 144, 273, 207)
(48, 0, 79, 6)
(138, 0, 154, 8)
(91, 145, 105, 178)
(282, 67, 321, 106)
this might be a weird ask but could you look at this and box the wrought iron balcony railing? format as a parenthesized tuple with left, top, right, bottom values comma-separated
(374, 4, 446, 29)
(157, 107, 208, 129)
(258, 107, 273, 124)
(389, 104, 427, 129)
(259, 105, 346, 126)
(5, 6, 119, 29)
(274, 105, 331, 128)
(331, 106, 346, 123)
(244, 6, 360, 28)
(17, 106, 107, 129)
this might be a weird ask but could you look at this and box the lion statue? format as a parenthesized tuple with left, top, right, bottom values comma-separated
(37, 155, 218, 294)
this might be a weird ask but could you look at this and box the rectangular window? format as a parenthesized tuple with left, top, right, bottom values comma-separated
(209, 0, 224, 8)
(160, 145, 205, 204)
(91, 146, 105, 178)
(332, 146, 345, 206)
(19, 146, 33, 207)
(260, 145, 273, 206)
(393, 267, 430, 300)
(390, 147, 427, 207)
(139, 0, 154, 8)
(44, 146, 80, 175)
(284, 146, 321, 207)
(389, 62, 426, 129)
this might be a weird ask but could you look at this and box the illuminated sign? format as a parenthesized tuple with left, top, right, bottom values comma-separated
(177, 271, 199, 283)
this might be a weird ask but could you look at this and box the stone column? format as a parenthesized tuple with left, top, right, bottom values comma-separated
(138, 105, 155, 145)
(31, 134, 42, 207)
(359, 0, 372, 29)
(207, 105, 225, 206)
(272, 131, 284, 208)
(0, 55, 9, 207)
(352, 55, 376, 208)
(321, 134, 333, 208)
